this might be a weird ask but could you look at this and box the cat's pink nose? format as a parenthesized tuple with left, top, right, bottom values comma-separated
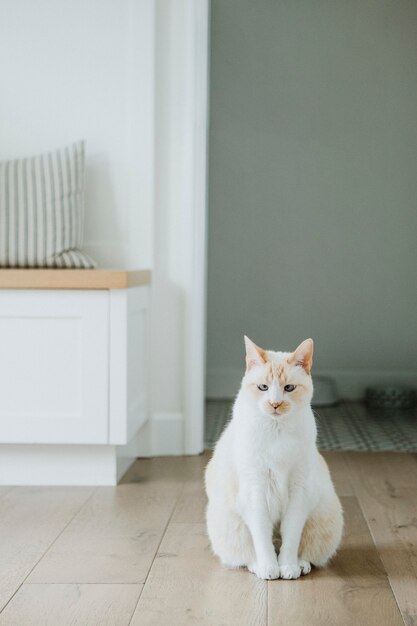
(269, 401, 282, 410)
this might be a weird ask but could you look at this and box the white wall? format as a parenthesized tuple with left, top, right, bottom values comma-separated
(0, 0, 209, 456)
(207, 0, 417, 399)
(148, 0, 208, 454)
(0, 0, 154, 268)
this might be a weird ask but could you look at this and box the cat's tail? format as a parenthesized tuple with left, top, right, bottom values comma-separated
(299, 492, 344, 567)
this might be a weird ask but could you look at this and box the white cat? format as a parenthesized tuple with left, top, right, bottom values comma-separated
(205, 337, 343, 580)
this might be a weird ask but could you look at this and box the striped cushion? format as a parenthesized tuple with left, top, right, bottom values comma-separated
(0, 141, 96, 268)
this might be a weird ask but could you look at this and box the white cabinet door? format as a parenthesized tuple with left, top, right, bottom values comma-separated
(0, 290, 109, 444)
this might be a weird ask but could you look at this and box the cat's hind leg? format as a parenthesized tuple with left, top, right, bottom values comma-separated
(299, 491, 343, 567)
(206, 501, 255, 569)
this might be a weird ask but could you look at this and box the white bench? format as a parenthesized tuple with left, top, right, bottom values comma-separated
(0, 269, 151, 485)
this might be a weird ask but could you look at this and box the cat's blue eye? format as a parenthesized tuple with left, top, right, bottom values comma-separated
(284, 384, 296, 392)
(257, 384, 268, 391)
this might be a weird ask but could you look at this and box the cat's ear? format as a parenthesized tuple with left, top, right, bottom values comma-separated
(288, 338, 314, 374)
(244, 336, 266, 371)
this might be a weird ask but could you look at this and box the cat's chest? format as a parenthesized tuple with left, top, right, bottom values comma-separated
(263, 432, 298, 473)
(265, 466, 289, 521)
(263, 439, 297, 520)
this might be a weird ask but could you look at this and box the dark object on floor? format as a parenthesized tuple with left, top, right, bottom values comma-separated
(365, 386, 416, 410)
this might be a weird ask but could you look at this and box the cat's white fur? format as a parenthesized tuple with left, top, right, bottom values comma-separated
(205, 337, 343, 580)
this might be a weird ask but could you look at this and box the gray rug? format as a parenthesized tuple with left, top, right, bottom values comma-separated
(205, 400, 417, 452)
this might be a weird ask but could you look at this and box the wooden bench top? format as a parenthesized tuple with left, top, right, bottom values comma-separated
(0, 269, 151, 290)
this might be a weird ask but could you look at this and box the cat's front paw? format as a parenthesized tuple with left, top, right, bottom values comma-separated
(279, 563, 302, 579)
(298, 559, 311, 575)
(248, 560, 280, 580)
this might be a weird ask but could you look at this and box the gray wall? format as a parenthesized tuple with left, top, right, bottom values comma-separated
(206, 0, 417, 398)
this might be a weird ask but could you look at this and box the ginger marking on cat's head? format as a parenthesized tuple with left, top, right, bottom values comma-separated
(242, 337, 314, 419)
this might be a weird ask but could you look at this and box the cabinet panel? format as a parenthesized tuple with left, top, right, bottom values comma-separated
(0, 290, 109, 444)
(109, 286, 149, 444)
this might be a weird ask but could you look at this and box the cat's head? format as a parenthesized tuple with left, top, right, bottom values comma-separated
(241, 336, 314, 418)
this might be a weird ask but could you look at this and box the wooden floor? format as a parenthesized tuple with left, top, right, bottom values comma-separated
(0, 452, 416, 626)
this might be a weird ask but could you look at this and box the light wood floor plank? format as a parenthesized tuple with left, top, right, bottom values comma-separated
(1, 453, 414, 625)
(131, 522, 267, 626)
(168, 453, 211, 524)
(27, 482, 181, 584)
(345, 452, 417, 490)
(122, 452, 211, 485)
(0, 487, 93, 612)
(171, 480, 207, 524)
(0, 487, 14, 500)
(268, 496, 403, 626)
(346, 452, 417, 625)
(0, 584, 142, 626)
(322, 451, 355, 496)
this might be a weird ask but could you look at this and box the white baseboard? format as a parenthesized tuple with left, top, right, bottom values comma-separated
(206, 368, 417, 401)
(150, 412, 184, 456)
(115, 413, 185, 458)
(0, 414, 185, 485)
(0, 425, 154, 485)
(125, 420, 152, 458)
(0, 443, 138, 486)
(0, 419, 184, 480)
